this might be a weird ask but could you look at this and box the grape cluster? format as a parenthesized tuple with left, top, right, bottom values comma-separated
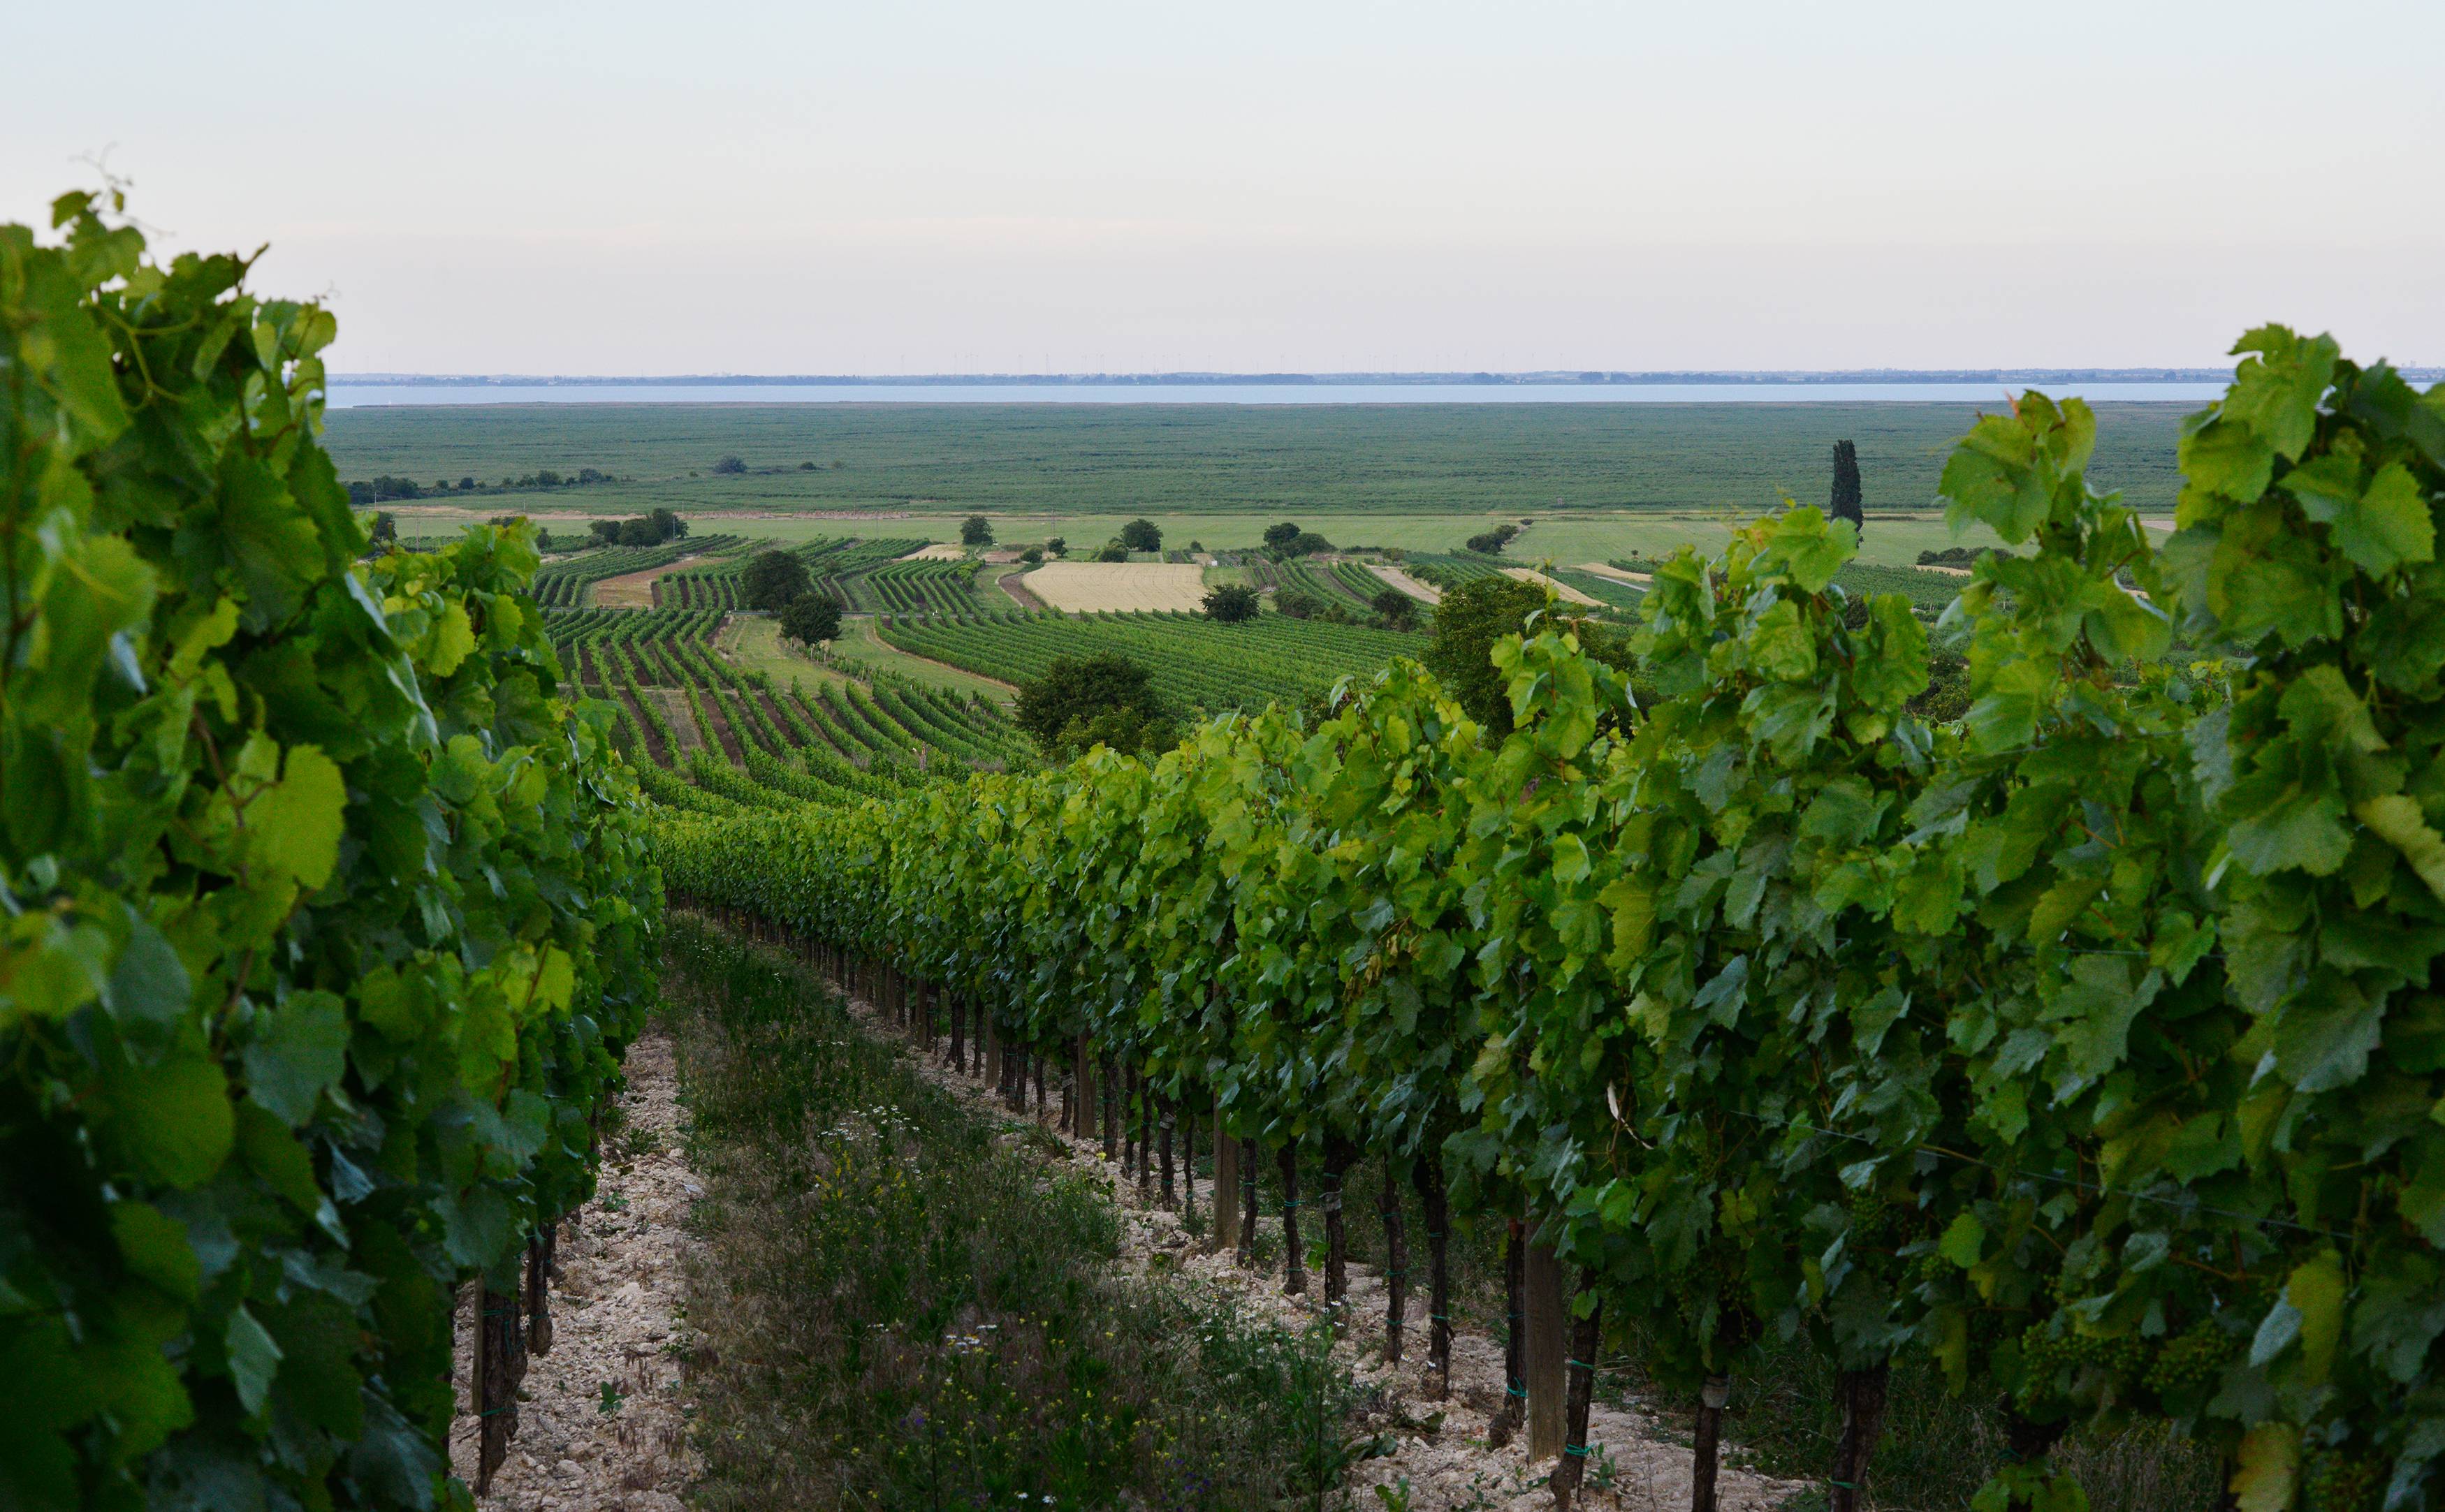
(2140, 1317, 2227, 1397)
(2302, 1449, 2384, 1512)
(2015, 1324, 2149, 1407)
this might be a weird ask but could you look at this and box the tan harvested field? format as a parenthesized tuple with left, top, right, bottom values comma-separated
(1576, 560, 1652, 585)
(1366, 563, 1445, 605)
(1501, 566, 1604, 606)
(592, 552, 709, 608)
(1023, 562, 1208, 612)
(901, 543, 971, 560)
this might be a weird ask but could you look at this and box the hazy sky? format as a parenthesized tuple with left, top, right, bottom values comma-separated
(8, 0, 2440, 375)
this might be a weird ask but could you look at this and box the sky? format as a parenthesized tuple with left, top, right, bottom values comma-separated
(7, 0, 2441, 376)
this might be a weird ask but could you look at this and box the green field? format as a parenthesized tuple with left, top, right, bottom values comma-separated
(323, 399, 2193, 521)
(879, 609, 1429, 716)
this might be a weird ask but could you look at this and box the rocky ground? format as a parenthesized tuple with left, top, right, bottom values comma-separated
(448, 1033, 702, 1512)
(448, 970, 1798, 1512)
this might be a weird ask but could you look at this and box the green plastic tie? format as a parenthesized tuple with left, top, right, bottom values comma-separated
(1567, 1359, 1593, 1370)
(1564, 1444, 1590, 1457)
(1830, 1481, 1859, 1490)
(1505, 1384, 1527, 1399)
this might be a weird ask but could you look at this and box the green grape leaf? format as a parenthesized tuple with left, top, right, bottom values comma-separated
(1939, 1211, 1985, 1268)
(1749, 600, 1818, 682)
(2223, 754, 2351, 878)
(110, 1201, 202, 1303)
(104, 1054, 233, 1189)
(240, 991, 348, 1126)
(2225, 325, 2338, 461)
(2272, 981, 2385, 1093)
(1756, 508, 1853, 594)
(247, 745, 348, 890)
(2228, 1423, 2298, 1512)
(105, 909, 194, 1037)
(2355, 795, 2445, 904)
(224, 1304, 283, 1416)
(2286, 1250, 2349, 1383)
(2179, 418, 2275, 507)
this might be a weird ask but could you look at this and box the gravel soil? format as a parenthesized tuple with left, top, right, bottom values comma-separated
(448, 1032, 703, 1512)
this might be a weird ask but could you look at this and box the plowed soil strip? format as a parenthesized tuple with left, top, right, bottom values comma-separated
(593, 554, 708, 609)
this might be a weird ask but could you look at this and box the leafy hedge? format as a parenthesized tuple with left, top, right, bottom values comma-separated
(2, 193, 659, 1509)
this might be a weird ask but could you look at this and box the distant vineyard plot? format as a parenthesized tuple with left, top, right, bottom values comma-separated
(1023, 562, 1209, 612)
(877, 609, 1425, 712)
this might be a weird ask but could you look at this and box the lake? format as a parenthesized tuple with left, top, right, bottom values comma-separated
(325, 381, 2233, 408)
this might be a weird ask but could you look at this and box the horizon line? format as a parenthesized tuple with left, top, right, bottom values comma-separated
(328, 365, 2430, 388)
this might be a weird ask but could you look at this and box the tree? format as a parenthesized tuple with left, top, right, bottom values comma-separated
(1264, 521, 1303, 550)
(743, 550, 813, 610)
(1204, 584, 1262, 622)
(1273, 589, 1327, 620)
(1287, 531, 1331, 557)
(1421, 574, 1551, 734)
(961, 514, 994, 546)
(1096, 542, 1130, 562)
(1021, 547, 1044, 564)
(618, 517, 659, 546)
(1830, 439, 1864, 536)
(649, 507, 686, 541)
(779, 593, 842, 645)
(712, 455, 746, 474)
(1464, 524, 1520, 555)
(1045, 536, 1067, 556)
(460, 476, 476, 491)
(1371, 587, 1417, 627)
(1013, 654, 1167, 758)
(1120, 518, 1162, 552)
(590, 520, 621, 545)
(1052, 705, 1178, 761)
(369, 511, 396, 544)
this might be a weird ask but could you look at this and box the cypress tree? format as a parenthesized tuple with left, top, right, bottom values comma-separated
(1830, 439, 1864, 536)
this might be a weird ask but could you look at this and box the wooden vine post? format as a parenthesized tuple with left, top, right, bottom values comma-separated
(1412, 1156, 1452, 1396)
(1277, 1142, 1305, 1294)
(1548, 1269, 1605, 1510)
(1524, 1239, 1566, 1460)
(1828, 1363, 1891, 1512)
(1380, 1164, 1406, 1365)
(1209, 1100, 1240, 1254)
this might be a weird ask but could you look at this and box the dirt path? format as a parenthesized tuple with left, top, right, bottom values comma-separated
(448, 1033, 703, 1512)
(1367, 562, 1445, 605)
(849, 992, 1802, 1512)
(995, 568, 1046, 608)
(594, 554, 708, 609)
(648, 689, 703, 754)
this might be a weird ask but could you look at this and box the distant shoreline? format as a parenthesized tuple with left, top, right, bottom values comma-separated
(333, 365, 2412, 388)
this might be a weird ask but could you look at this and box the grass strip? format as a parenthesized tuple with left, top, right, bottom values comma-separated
(665, 917, 1384, 1511)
